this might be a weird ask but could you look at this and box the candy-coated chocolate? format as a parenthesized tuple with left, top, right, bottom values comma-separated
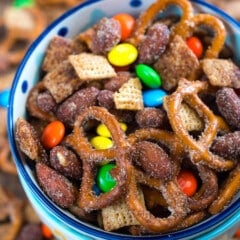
(143, 89, 167, 107)
(96, 163, 117, 193)
(92, 184, 101, 196)
(90, 136, 113, 149)
(113, 13, 135, 41)
(96, 123, 127, 138)
(13, 0, 34, 8)
(135, 64, 161, 88)
(41, 120, 65, 149)
(0, 89, 10, 108)
(108, 43, 138, 67)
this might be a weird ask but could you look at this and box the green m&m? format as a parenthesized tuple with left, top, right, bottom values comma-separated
(96, 163, 117, 193)
(136, 63, 161, 88)
(12, 0, 35, 8)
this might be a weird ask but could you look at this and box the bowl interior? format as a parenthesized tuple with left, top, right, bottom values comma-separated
(8, 0, 240, 239)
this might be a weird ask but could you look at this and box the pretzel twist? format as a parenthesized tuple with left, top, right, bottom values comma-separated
(66, 106, 129, 211)
(163, 78, 234, 171)
(127, 0, 194, 46)
(0, 7, 46, 69)
(181, 14, 226, 58)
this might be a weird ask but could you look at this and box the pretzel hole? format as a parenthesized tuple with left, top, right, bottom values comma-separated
(8, 39, 29, 52)
(155, 6, 181, 28)
(194, 28, 233, 59)
(0, 215, 10, 224)
(149, 4, 185, 34)
(0, 26, 7, 43)
(141, 185, 171, 218)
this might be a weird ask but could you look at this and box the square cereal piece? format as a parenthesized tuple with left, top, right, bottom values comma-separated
(42, 36, 76, 72)
(154, 35, 200, 91)
(113, 78, 143, 110)
(69, 53, 117, 81)
(179, 103, 204, 132)
(43, 60, 82, 103)
(101, 198, 140, 232)
(201, 59, 240, 88)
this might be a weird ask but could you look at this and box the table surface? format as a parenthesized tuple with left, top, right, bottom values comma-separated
(0, 0, 239, 239)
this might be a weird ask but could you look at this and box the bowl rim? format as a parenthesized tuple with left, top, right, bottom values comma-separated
(7, 0, 240, 239)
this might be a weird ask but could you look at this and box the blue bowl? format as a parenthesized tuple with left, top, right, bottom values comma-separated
(8, 0, 240, 239)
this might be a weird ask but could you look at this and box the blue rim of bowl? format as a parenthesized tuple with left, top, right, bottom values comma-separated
(8, 0, 240, 239)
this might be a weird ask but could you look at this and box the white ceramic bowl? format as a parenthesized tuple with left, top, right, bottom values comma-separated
(8, 0, 240, 239)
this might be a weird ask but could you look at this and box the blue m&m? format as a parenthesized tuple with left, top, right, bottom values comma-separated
(0, 88, 10, 108)
(143, 89, 167, 107)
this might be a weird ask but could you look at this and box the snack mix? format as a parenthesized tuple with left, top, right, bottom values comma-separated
(15, 0, 240, 235)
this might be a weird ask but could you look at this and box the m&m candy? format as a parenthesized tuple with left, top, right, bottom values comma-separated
(108, 43, 138, 67)
(143, 89, 167, 107)
(0, 89, 10, 108)
(96, 122, 127, 138)
(90, 136, 113, 150)
(136, 64, 161, 88)
(96, 163, 117, 193)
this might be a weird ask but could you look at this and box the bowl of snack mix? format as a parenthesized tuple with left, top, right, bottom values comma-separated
(8, 0, 240, 239)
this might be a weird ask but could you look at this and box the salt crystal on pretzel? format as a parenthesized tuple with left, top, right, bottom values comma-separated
(15, 118, 47, 162)
(113, 78, 144, 110)
(69, 53, 117, 81)
(154, 35, 200, 91)
(43, 60, 81, 103)
(179, 103, 204, 132)
(201, 59, 240, 88)
(101, 196, 142, 231)
(42, 36, 76, 72)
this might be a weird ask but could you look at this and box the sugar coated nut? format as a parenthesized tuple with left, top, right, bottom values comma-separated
(143, 89, 167, 107)
(135, 64, 161, 88)
(108, 43, 138, 67)
(90, 136, 113, 149)
(96, 163, 117, 193)
(96, 122, 127, 138)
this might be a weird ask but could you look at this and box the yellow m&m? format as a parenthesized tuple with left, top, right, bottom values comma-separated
(108, 43, 138, 67)
(90, 136, 113, 150)
(96, 123, 127, 138)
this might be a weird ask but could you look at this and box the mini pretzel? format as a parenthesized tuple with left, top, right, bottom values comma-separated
(208, 163, 240, 214)
(126, 128, 188, 233)
(163, 78, 234, 171)
(127, 165, 188, 233)
(0, 6, 46, 71)
(66, 106, 129, 211)
(180, 14, 226, 58)
(0, 136, 17, 175)
(0, 186, 24, 240)
(186, 164, 218, 211)
(127, 0, 194, 46)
